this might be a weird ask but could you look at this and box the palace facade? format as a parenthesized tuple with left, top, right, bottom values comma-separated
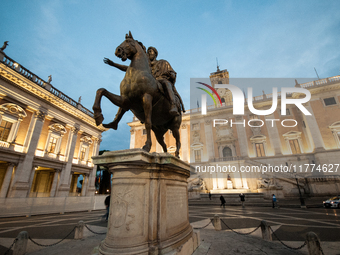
(0, 49, 105, 203)
(128, 68, 340, 198)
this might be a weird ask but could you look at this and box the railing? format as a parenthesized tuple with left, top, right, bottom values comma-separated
(299, 75, 340, 88)
(0, 141, 10, 148)
(0, 53, 94, 118)
(210, 156, 245, 162)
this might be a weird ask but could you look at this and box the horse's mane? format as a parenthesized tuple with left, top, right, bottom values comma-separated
(136, 40, 146, 53)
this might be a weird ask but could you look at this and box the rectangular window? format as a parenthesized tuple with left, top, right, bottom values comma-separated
(142, 129, 147, 135)
(255, 143, 265, 157)
(80, 146, 87, 161)
(324, 97, 336, 106)
(289, 139, 301, 154)
(194, 150, 201, 162)
(47, 137, 58, 153)
(0, 120, 12, 142)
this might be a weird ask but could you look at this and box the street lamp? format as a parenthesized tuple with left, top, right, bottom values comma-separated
(295, 175, 306, 209)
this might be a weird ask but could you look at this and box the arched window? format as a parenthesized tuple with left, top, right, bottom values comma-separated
(329, 121, 340, 148)
(222, 146, 232, 158)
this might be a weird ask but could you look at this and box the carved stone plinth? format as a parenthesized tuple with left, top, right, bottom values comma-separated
(92, 149, 198, 255)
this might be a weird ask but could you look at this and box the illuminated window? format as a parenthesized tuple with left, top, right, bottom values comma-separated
(0, 120, 13, 142)
(44, 124, 66, 156)
(289, 139, 301, 154)
(283, 131, 304, 154)
(80, 146, 87, 161)
(78, 136, 93, 163)
(329, 121, 340, 148)
(0, 104, 27, 145)
(250, 135, 267, 157)
(255, 143, 266, 157)
(194, 150, 201, 162)
(47, 136, 58, 153)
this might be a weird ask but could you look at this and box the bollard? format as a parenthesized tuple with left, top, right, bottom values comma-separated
(74, 220, 85, 240)
(306, 232, 322, 255)
(213, 215, 222, 231)
(13, 231, 28, 255)
(260, 220, 272, 241)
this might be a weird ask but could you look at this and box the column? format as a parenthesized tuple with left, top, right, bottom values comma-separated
(265, 114, 283, 155)
(57, 125, 79, 197)
(303, 104, 325, 151)
(49, 170, 61, 197)
(81, 174, 88, 196)
(235, 116, 249, 157)
(0, 163, 16, 198)
(88, 137, 101, 196)
(204, 120, 215, 161)
(8, 110, 46, 198)
(180, 124, 188, 162)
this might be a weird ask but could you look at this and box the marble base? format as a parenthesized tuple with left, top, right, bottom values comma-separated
(92, 149, 198, 255)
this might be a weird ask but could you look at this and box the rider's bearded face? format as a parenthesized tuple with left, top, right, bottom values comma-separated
(148, 49, 156, 61)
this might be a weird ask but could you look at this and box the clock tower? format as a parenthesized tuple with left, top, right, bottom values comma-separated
(209, 66, 232, 105)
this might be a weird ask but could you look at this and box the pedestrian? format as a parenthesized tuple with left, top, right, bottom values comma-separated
(104, 195, 110, 221)
(272, 194, 277, 208)
(220, 195, 226, 208)
(239, 193, 245, 208)
(209, 192, 212, 200)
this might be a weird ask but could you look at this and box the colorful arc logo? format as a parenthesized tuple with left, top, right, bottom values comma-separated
(196, 82, 222, 107)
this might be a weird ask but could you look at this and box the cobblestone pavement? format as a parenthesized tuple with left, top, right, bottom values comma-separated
(0, 205, 339, 254)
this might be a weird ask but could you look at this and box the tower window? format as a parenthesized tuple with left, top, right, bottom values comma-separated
(324, 97, 336, 106)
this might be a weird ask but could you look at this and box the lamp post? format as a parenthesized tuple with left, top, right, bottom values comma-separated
(295, 175, 306, 209)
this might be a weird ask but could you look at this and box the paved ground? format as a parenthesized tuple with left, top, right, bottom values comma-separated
(0, 205, 340, 254)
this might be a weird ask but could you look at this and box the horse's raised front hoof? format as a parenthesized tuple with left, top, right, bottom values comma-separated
(103, 121, 118, 130)
(142, 144, 151, 152)
(94, 113, 104, 126)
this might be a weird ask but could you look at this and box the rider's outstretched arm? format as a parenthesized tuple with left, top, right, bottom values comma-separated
(104, 58, 128, 72)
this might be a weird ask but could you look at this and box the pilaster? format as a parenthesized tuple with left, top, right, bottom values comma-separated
(8, 110, 46, 198)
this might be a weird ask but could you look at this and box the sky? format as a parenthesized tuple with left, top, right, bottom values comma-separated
(1, 0, 340, 151)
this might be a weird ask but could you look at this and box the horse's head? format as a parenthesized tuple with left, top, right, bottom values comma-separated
(115, 31, 139, 62)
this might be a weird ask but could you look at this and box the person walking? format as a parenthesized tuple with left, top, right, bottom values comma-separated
(209, 192, 212, 200)
(272, 194, 277, 208)
(239, 193, 245, 208)
(220, 195, 226, 208)
(104, 195, 111, 221)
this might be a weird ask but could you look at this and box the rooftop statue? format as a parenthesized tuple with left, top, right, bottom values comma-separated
(93, 31, 184, 157)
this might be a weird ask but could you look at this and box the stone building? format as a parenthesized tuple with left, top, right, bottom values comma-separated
(128, 68, 340, 199)
(0, 49, 105, 204)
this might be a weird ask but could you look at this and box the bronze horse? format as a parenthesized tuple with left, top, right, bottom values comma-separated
(93, 32, 182, 157)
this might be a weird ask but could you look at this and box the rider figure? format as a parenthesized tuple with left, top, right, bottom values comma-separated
(101, 45, 185, 129)
(147, 47, 185, 116)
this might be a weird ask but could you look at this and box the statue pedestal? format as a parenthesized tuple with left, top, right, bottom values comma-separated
(92, 149, 199, 255)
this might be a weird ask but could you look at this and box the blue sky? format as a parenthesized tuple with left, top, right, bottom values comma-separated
(1, 0, 340, 151)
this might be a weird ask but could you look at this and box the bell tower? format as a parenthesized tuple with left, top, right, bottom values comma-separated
(209, 65, 231, 105)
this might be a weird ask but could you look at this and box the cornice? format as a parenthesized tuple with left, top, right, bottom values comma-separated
(0, 63, 105, 132)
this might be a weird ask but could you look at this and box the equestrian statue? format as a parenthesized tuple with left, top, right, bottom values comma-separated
(93, 31, 185, 158)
